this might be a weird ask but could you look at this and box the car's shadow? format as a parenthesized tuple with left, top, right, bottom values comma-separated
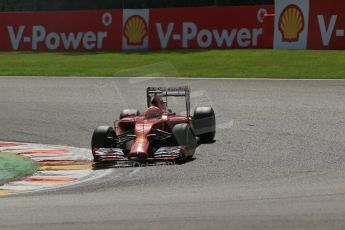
(92, 155, 200, 170)
(197, 139, 216, 146)
(92, 159, 195, 170)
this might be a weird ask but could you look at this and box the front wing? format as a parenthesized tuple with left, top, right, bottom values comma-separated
(94, 146, 184, 162)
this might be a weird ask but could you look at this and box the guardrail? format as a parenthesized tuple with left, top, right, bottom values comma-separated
(0, 1, 274, 11)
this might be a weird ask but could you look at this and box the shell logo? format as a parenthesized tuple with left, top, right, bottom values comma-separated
(124, 15, 148, 46)
(278, 4, 305, 42)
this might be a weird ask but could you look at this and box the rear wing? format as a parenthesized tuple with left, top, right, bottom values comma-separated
(146, 86, 191, 117)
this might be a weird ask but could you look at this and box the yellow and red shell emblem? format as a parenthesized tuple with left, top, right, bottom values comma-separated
(279, 4, 305, 42)
(124, 15, 148, 46)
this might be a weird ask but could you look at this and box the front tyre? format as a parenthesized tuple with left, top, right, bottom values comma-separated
(91, 126, 115, 162)
(172, 123, 197, 159)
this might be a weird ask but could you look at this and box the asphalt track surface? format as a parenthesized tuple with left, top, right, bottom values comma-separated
(1, 77, 345, 230)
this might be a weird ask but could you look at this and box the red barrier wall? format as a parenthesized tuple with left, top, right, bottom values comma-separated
(0, 6, 274, 51)
(262, 14, 275, 49)
(149, 6, 273, 49)
(308, 0, 345, 49)
(0, 10, 122, 51)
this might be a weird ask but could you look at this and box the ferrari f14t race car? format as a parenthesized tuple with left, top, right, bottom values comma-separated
(91, 86, 215, 163)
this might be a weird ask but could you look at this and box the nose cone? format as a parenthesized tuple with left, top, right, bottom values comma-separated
(129, 135, 150, 160)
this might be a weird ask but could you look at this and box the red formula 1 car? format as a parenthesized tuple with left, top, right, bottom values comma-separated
(91, 86, 215, 163)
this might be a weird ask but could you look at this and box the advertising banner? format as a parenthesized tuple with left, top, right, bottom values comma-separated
(149, 6, 274, 49)
(308, 0, 345, 49)
(0, 10, 122, 51)
(274, 0, 309, 49)
(0, 6, 277, 51)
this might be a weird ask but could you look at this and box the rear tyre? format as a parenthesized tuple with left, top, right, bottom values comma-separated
(91, 126, 115, 162)
(172, 123, 197, 159)
(119, 109, 140, 119)
(193, 107, 216, 142)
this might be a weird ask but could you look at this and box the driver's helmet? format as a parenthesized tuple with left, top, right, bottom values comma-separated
(150, 95, 166, 111)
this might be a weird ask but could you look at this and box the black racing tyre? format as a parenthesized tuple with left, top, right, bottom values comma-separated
(91, 126, 115, 162)
(193, 107, 216, 142)
(119, 109, 140, 119)
(172, 123, 197, 158)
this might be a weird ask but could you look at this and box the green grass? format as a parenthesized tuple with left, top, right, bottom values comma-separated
(0, 50, 345, 78)
(0, 152, 37, 185)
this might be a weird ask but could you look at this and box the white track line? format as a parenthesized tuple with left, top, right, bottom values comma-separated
(1, 76, 345, 81)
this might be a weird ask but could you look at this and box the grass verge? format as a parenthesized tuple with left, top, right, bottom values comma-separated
(0, 152, 37, 185)
(0, 50, 344, 78)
